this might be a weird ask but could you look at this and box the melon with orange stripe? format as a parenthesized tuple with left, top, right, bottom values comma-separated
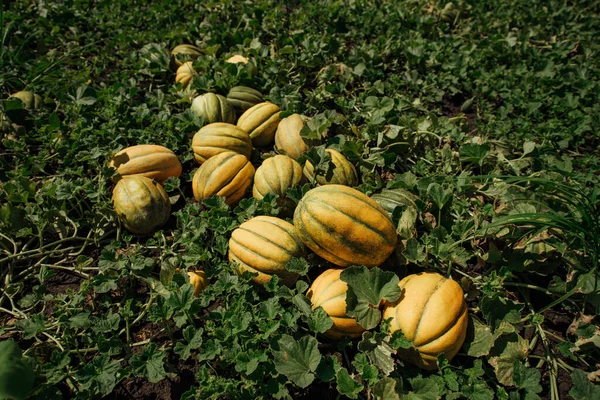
(306, 269, 365, 339)
(382, 272, 468, 370)
(293, 185, 397, 268)
(109, 144, 182, 183)
(228, 216, 305, 285)
(191, 151, 254, 206)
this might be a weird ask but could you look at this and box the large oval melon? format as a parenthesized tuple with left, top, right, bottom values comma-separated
(382, 272, 468, 370)
(293, 185, 397, 267)
(191, 123, 252, 164)
(112, 176, 171, 235)
(109, 144, 182, 183)
(192, 151, 254, 206)
(236, 102, 281, 147)
(229, 216, 305, 286)
(306, 269, 366, 339)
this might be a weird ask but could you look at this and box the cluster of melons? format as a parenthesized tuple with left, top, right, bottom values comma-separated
(107, 44, 467, 369)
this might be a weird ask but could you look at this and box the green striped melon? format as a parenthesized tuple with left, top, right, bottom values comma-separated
(226, 86, 263, 114)
(191, 123, 252, 164)
(228, 216, 305, 285)
(192, 151, 254, 206)
(191, 93, 236, 125)
(293, 185, 397, 267)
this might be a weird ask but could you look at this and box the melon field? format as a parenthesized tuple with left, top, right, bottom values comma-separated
(2, 0, 600, 399)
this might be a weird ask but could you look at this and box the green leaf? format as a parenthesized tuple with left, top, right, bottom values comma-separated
(272, 335, 321, 388)
(481, 296, 524, 331)
(488, 334, 528, 386)
(0, 340, 36, 400)
(284, 257, 310, 276)
(130, 343, 167, 384)
(307, 307, 334, 334)
(463, 316, 496, 357)
(341, 266, 401, 330)
(336, 367, 364, 399)
(405, 377, 442, 400)
(352, 353, 379, 386)
(459, 143, 490, 167)
(357, 331, 396, 376)
(512, 361, 542, 395)
(75, 354, 122, 396)
(570, 369, 600, 400)
(373, 377, 401, 400)
(427, 183, 452, 210)
(174, 326, 204, 361)
(316, 355, 340, 382)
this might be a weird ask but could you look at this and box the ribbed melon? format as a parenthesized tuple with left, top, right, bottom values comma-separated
(109, 144, 182, 183)
(236, 102, 281, 147)
(171, 44, 203, 67)
(253, 155, 304, 214)
(382, 272, 468, 370)
(175, 61, 196, 87)
(226, 86, 263, 114)
(191, 93, 236, 125)
(192, 151, 254, 206)
(293, 185, 397, 267)
(228, 216, 305, 285)
(112, 176, 171, 235)
(191, 123, 252, 164)
(306, 269, 366, 339)
(303, 149, 358, 186)
(187, 270, 209, 297)
(275, 114, 315, 160)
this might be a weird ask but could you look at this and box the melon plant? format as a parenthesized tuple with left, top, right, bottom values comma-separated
(109, 144, 182, 183)
(382, 272, 468, 370)
(228, 216, 305, 286)
(191, 151, 254, 206)
(191, 122, 252, 164)
(236, 102, 281, 147)
(112, 176, 171, 235)
(303, 148, 358, 186)
(191, 93, 236, 125)
(293, 185, 397, 268)
(306, 269, 366, 339)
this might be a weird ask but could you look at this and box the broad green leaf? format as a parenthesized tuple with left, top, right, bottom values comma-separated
(0, 340, 36, 400)
(336, 367, 363, 399)
(488, 334, 528, 386)
(569, 369, 600, 399)
(272, 335, 321, 388)
(427, 183, 452, 210)
(130, 343, 167, 384)
(75, 354, 122, 396)
(357, 331, 396, 376)
(174, 326, 204, 361)
(405, 377, 443, 400)
(373, 377, 401, 400)
(512, 361, 542, 395)
(307, 307, 334, 334)
(341, 266, 401, 330)
(463, 316, 496, 357)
